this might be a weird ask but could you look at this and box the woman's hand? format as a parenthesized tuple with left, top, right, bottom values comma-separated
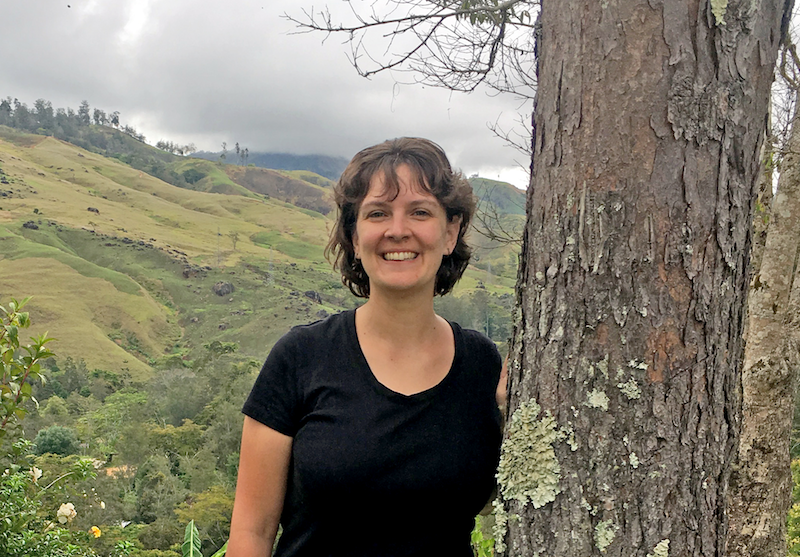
(496, 354, 508, 412)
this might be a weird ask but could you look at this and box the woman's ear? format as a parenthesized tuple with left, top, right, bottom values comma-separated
(445, 215, 461, 254)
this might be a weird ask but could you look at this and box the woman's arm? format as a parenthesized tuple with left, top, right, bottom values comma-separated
(227, 416, 293, 557)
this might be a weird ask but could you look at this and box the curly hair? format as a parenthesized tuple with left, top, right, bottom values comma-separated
(326, 137, 476, 298)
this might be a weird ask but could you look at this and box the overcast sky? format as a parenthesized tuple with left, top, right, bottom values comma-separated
(2, 0, 533, 188)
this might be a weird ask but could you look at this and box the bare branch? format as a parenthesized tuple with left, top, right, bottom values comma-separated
(286, 0, 539, 98)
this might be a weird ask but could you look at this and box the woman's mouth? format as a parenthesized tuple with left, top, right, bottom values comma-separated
(383, 251, 418, 261)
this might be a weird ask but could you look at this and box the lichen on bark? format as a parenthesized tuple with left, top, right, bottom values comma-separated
(594, 519, 618, 552)
(647, 539, 670, 557)
(496, 398, 562, 508)
(710, 0, 729, 25)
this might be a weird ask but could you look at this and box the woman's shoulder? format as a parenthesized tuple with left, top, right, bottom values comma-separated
(450, 321, 497, 348)
(277, 309, 355, 349)
(449, 321, 502, 364)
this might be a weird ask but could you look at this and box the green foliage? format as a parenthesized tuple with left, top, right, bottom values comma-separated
(137, 518, 183, 552)
(181, 520, 202, 557)
(435, 289, 513, 343)
(789, 459, 800, 555)
(471, 515, 495, 557)
(134, 454, 189, 523)
(0, 441, 97, 557)
(174, 485, 234, 554)
(182, 168, 206, 185)
(1, 297, 55, 441)
(34, 425, 80, 456)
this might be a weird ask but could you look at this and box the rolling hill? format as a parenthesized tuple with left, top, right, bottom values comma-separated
(0, 125, 521, 382)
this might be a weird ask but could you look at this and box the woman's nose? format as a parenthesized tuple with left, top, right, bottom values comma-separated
(385, 214, 410, 239)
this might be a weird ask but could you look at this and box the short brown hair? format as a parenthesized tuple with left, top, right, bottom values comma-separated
(326, 137, 476, 298)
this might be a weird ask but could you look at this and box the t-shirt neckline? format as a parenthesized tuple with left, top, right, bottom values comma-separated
(346, 308, 462, 402)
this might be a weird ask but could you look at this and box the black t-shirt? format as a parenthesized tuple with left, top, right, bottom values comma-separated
(242, 309, 502, 557)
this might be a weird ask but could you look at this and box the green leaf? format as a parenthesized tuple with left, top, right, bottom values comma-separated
(17, 312, 29, 328)
(182, 520, 202, 557)
(210, 540, 228, 557)
(7, 326, 18, 346)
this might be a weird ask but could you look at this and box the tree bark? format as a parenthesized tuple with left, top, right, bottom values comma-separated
(497, 1, 791, 556)
(725, 98, 800, 557)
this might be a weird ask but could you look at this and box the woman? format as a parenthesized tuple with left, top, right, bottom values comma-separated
(228, 137, 505, 557)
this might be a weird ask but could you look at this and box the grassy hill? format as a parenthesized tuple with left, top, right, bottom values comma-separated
(0, 126, 520, 382)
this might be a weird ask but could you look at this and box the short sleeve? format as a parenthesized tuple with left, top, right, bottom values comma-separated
(242, 330, 303, 437)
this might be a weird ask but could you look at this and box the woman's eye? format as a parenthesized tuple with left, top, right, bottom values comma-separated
(413, 210, 431, 217)
(367, 211, 386, 218)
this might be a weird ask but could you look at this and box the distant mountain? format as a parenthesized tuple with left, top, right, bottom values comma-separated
(194, 151, 349, 181)
(469, 177, 526, 216)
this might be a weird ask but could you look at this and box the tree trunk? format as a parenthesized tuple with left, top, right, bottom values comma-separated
(725, 99, 800, 557)
(497, 1, 790, 556)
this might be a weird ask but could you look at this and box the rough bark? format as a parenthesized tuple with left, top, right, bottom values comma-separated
(497, 1, 790, 556)
(726, 100, 800, 557)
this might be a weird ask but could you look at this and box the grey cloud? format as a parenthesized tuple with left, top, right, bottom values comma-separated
(3, 0, 531, 188)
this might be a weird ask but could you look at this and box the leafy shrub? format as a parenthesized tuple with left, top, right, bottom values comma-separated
(34, 425, 80, 456)
(137, 517, 183, 551)
(1, 297, 54, 443)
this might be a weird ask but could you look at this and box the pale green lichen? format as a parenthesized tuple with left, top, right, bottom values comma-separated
(491, 499, 519, 555)
(594, 519, 618, 552)
(617, 378, 641, 399)
(615, 367, 625, 381)
(496, 399, 561, 508)
(560, 423, 578, 451)
(710, 0, 728, 25)
(492, 499, 508, 553)
(629, 452, 640, 468)
(647, 539, 670, 557)
(597, 355, 609, 378)
(586, 389, 610, 411)
(628, 359, 649, 371)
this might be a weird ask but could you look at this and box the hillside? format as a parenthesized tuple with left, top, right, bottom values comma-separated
(193, 150, 349, 180)
(0, 126, 520, 381)
(0, 128, 346, 380)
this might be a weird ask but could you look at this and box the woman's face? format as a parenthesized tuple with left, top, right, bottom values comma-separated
(352, 164, 460, 298)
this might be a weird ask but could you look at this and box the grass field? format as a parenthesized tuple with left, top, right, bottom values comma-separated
(0, 128, 519, 380)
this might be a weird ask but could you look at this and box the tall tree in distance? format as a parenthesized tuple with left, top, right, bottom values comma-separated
(78, 100, 91, 126)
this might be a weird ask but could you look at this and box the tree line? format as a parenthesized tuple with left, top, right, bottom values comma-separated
(0, 97, 143, 143)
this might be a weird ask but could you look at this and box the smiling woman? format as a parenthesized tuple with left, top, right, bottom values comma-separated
(228, 138, 506, 557)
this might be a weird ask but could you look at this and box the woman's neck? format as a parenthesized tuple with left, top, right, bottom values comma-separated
(356, 291, 440, 344)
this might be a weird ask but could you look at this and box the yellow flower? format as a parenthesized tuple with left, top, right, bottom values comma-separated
(90, 526, 102, 538)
